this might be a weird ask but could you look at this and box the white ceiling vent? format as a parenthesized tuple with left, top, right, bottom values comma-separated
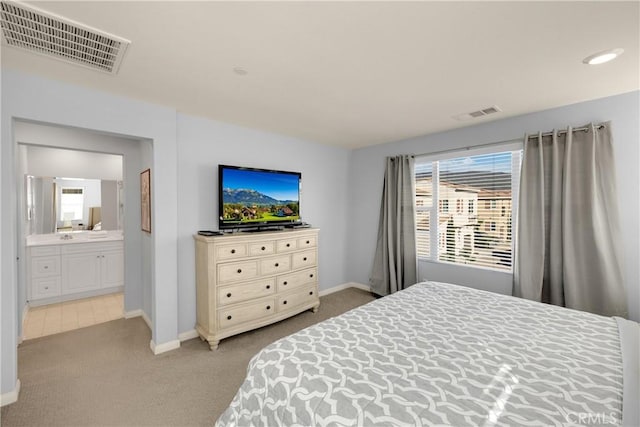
(453, 105, 502, 121)
(0, 1, 130, 74)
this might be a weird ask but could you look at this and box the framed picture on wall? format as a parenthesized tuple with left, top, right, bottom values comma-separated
(140, 168, 151, 233)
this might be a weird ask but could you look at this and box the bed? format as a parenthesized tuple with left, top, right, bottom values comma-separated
(217, 281, 639, 426)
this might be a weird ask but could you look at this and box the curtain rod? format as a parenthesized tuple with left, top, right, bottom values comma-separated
(412, 123, 606, 158)
(526, 123, 606, 140)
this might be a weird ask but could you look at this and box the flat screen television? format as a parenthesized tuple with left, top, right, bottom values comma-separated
(218, 165, 302, 230)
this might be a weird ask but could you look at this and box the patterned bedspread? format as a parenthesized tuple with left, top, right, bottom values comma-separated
(217, 282, 624, 426)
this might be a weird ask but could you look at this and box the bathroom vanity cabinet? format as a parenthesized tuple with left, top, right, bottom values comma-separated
(26, 234, 124, 306)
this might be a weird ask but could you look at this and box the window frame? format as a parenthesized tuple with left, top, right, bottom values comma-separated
(414, 142, 522, 273)
(59, 186, 85, 222)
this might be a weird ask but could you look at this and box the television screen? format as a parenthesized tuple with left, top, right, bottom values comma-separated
(219, 165, 301, 229)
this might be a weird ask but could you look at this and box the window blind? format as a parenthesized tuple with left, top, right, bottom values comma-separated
(415, 148, 521, 272)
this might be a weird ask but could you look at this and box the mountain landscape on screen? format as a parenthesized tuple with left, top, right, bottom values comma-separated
(223, 188, 296, 206)
(222, 188, 299, 224)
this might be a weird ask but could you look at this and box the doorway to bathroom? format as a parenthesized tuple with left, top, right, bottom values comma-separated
(14, 120, 152, 343)
(19, 146, 125, 339)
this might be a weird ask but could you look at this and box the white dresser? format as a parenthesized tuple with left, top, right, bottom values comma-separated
(26, 235, 124, 306)
(194, 228, 320, 350)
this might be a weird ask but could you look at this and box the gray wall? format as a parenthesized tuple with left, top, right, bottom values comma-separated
(24, 145, 122, 180)
(2, 67, 637, 400)
(1, 70, 179, 396)
(176, 114, 351, 333)
(100, 180, 119, 231)
(347, 90, 640, 322)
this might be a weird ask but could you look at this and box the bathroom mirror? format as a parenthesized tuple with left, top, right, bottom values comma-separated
(26, 175, 123, 234)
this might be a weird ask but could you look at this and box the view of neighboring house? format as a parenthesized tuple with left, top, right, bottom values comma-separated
(415, 165, 514, 270)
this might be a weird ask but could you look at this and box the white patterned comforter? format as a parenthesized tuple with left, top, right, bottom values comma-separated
(217, 282, 636, 426)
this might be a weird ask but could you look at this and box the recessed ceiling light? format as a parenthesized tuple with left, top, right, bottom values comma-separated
(582, 48, 624, 65)
(233, 67, 248, 76)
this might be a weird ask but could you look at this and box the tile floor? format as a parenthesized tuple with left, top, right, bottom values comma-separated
(23, 293, 124, 340)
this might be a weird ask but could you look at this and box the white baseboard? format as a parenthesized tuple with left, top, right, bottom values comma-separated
(1, 380, 20, 407)
(149, 339, 180, 355)
(319, 282, 370, 297)
(178, 329, 199, 342)
(124, 309, 152, 331)
(127, 311, 179, 355)
(28, 286, 124, 307)
(124, 309, 143, 319)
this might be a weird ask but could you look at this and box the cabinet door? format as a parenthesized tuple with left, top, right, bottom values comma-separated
(31, 276, 62, 299)
(62, 253, 101, 294)
(101, 251, 124, 288)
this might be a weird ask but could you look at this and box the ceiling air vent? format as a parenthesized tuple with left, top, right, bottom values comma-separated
(453, 105, 502, 121)
(0, 0, 130, 74)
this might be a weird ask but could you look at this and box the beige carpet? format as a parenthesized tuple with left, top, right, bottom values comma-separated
(1, 288, 375, 427)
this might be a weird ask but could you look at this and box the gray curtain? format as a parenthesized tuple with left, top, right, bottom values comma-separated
(370, 155, 418, 296)
(513, 122, 627, 317)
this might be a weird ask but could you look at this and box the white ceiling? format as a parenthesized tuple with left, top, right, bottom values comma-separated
(2, 1, 639, 149)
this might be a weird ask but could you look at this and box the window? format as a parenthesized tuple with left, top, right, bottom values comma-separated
(415, 146, 521, 271)
(60, 187, 84, 221)
(415, 162, 432, 258)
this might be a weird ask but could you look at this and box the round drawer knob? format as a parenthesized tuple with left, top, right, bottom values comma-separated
(283, 281, 288, 286)
(303, 257, 307, 261)
(283, 300, 287, 305)
(44, 286, 49, 290)
(286, 243, 290, 247)
(310, 274, 314, 278)
(226, 293, 232, 298)
(237, 269, 242, 274)
(306, 240, 310, 244)
(227, 315, 232, 320)
(309, 291, 313, 295)
(231, 249, 236, 254)
(266, 305, 271, 310)
(44, 266, 48, 269)
(261, 246, 266, 251)
(275, 263, 279, 267)
(266, 285, 271, 289)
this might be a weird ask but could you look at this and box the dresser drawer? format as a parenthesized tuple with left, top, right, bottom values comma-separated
(216, 243, 248, 260)
(248, 241, 275, 256)
(32, 276, 61, 299)
(297, 236, 317, 249)
(260, 255, 291, 276)
(30, 245, 60, 257)
(277, 285, 317, 312)
(277, 267, 317, 292)
(276, 238, 298, 253)
(218, 298, 275, 330)
(218, 278, 276, 306)
(31, 256, 61, 278)
(292, 249, 317, 270)
(218, 260, 259, 284)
